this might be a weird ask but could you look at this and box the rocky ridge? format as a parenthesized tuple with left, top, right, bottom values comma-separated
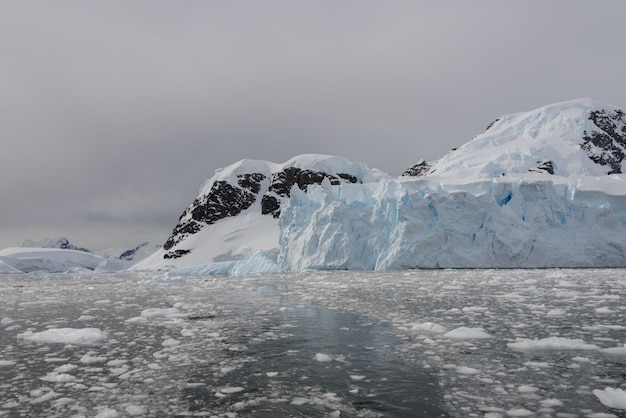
(160, 155, 379, 260)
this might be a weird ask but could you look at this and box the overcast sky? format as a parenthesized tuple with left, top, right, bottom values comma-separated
(1, 1, 625, 251)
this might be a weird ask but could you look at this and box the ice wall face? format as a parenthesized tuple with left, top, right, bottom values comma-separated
(279, 178, 626, 269)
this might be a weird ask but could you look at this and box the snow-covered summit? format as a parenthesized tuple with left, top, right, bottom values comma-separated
(410, 98, 626, 179)
(0, 247, 106, 274)
(22, 237, 90, 253)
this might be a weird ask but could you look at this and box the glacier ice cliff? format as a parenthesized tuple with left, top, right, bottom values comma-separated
(278, 176, 626, 269)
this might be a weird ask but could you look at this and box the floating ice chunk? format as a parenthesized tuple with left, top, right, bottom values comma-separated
(140, 308, 187, 319)
(593, 387, 626, 410)
(31, 391, 60, 404)
(53, 364, 78, 373)
(523, 361, 551, 368)
(539, 398, 563, 407)
(219, 386, 244, 394)
(17, 328, 108, 345)
(40, 373, 78, 383)
(80, 354, 107, 364)
(506, 408, 534, 416)
(350, 375, 366, 381)
(444, 327, 492, 339)
(20, 299, 65, 307)
(410, 322, 449, 334)
(77, 315, 97, 321)
(517, 385, 539, 393)
(602, 343, 626, 356)
(462, 306, 489, 313)
(455, 366, 480, 375)
(595, 307, 615, 314)
(162, 338, 181, 347)
(0, 360, 15, 367)
(314, 353, 333, 362)
(290, 397, 310, 405)
(555, 290, 580, 298)
(508, 337, 599, 351)
(94, 409, 121, 418)
(266, 372, 278, 377)
(547, 309, 566, 317)
(94, 300, 112, 305)
(125, 405, 148, 416)
(1, 317, 15, 325)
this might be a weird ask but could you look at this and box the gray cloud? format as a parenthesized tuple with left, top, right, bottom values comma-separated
(1, 0, 625, 250)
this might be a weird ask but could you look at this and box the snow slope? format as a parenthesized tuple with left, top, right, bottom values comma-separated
(419, 98, 626, 179)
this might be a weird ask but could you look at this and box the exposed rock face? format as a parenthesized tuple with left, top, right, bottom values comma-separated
(261, 167, 359, 218)
(163, 173, 266, 252)
(402, 160, 431, 177)
(529, 161, 555, 175)
(582, 109, 626, 174)
(119, 242, 160, 261)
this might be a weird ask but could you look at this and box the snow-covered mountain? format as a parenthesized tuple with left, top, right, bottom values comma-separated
(0, 239, 161, 274)
(22, 237, 90, 253)
(132, 155, 386, 270)
(0, 247, 106, 274)
(135, 98, 626, 272)
(94, 242, 162, 261)
(404, 98, 626, 179)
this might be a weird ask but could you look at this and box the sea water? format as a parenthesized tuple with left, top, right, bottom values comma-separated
(0, 270, 624, 417)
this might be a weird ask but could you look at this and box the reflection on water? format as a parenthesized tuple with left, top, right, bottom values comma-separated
(183, 299, 448, 417)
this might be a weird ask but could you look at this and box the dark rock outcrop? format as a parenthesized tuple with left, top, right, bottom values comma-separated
(161, 162, 364, 258)
(529, 161, 555, 175)
(261, 168, 359, 218)
(163, 174, 266, 251)
(582, 109, 626, 174)
(402, 160, 431, 177)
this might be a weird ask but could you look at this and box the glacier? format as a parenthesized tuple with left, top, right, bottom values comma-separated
(126, 99, 626, 272)
(278, 175, 626, 269)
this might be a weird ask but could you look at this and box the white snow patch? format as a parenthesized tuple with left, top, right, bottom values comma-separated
(444, 327, 492, 339)
(410, 322, 449, 334)
(508, 336, 599, 351)
(314, 353, 333, 362)
(140, 308, 187, 319)
(40, 373, 78, 383)
(80, 354, 107, 364)
(455, 366, 480, 375)
(593, 387, 626, 410)
(17, 328, 107, 345)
